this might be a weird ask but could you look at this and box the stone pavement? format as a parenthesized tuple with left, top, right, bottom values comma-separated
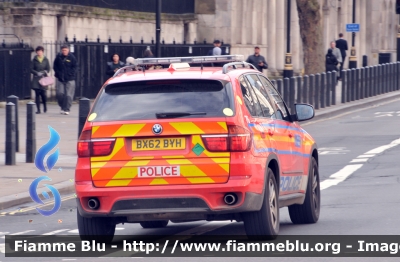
(1, 86, 400, 210)
(0, 102, 80, 209)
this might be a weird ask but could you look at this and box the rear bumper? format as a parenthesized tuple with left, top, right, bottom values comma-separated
(75, 177, 264, 221)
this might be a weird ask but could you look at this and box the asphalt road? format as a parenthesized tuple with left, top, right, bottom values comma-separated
(1, 98, 400, 262)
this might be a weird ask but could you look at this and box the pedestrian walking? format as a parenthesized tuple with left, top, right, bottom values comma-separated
(30, 46, 50, 114)
(53, 45, 78, 115)
(246, 46, 268, 72)
(326, 49, 339, 73)
(106, 53, 125, 77)
(335, 33, 348, 79)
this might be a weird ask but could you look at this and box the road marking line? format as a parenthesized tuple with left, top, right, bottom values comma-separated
(67, 229, 79, 234)
(0, 243, 4, 254)
(357, 155, 375, 158)
(42, 229, 69, 235)
(321, 138, 400, 191)
(175, 221, 232, 236)
(8, 195, 76, 215)
(350, 159, 368, 163)
(1, 230, 36, 239)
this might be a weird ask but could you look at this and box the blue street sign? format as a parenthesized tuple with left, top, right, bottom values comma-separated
(346, 23, 360, 32)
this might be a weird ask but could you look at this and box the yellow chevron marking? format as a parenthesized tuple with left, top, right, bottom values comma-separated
(91, 168, 101, 177)
(123, 160, 152, 167)
(217, 122, 228, 131)
(91, 161, 111, 168)
(162, 155, 186, 159)
(150, 178, 169, 185)
(92, 126, 100, 135)
(112, 124, 146, 137)
(91, 138, 125, 162)
(111, 167, 138, 179)
(166, 159, 192, 165)
(187, 177, 215, 184)
(106, 179, 131, 187)
(180, 165, 208, 177)
(170, 122, 204, 134)
(218, 164, 230, 173)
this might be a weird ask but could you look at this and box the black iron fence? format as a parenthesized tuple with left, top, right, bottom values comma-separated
(0, 45, 33, 101)
(0, 40, 231, 101)
(0, 0, 195, 14)
(270, 62, 400, 114)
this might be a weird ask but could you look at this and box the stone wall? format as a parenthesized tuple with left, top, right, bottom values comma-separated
(0, 2, 197, 48)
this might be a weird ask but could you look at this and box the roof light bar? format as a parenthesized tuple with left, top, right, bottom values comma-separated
(133, 55, 244, 66)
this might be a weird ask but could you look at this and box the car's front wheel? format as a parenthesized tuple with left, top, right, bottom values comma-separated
(288, 157, 320, 224)
(242, 168, 279, 240)
(140, 220, 169, 228)
(77, 210, 116, 243)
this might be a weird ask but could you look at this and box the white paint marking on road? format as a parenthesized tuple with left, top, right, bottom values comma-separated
(0, 243, 4, 254)
(61, 260, 76, 261)
(350, 159, 368, 163)
(67, 229, 79, 234)
(320, 165, 363, 190)
(115, 227, 125, 231)
(1, 230, 35, 239)
(175, 221, 232, 236)
(357, 154, 375, 158)
(321, 138, 400, 191)
(42, 229, 69, 235)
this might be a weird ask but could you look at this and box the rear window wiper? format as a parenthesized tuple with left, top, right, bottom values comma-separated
(155, 112, 207, 119)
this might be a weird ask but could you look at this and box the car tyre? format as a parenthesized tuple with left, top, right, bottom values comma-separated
(243, 168, 279, 240)
(288, 157, 320, 224)
(140, 220, 169, 228)
(77, 210, 116, 244)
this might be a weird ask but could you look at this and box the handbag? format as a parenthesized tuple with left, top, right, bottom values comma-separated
(39, 76, 55, 89)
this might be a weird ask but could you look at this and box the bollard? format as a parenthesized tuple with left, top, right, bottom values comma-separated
(397, 62, 400, 90)
(78, 98, 91, 138)
(327, 72, 332, 107)
(289, 77, 296, 114)
(341, 70, 346, 103)
(365, 67, 370, 98)
(314, 74, 320, 109)
(360, 67, 365, 100)
(391, 63, 395, 92)
(302, 75, 309, 104)
(277, 79, 283, 95)
(320, 73, 326, 108)
(309, 74, 315, 106)
(296, 76, 302, 104)
(355, 68, 360, 100)
(283, 78, 290, 105)
(26, 102, 36, 163)
(331, 71, 337, 106)
(382, 64, 386, 94)
(5, 102, 16, 165)
(346, 69, 351, 102)
(377, 65, 382, 95)
(372, 65, 378, 96)
(6, 95, 19, 152)
(351, 68, 356, 101)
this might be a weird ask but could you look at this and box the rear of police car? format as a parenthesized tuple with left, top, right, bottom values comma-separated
(75, 56, 260, 231)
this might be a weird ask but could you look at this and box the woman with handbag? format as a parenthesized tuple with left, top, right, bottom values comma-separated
(31, 46, 51, 114)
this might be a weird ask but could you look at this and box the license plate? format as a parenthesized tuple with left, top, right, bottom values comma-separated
(132, 137, 185, 151)
(138, 166, 180, 177)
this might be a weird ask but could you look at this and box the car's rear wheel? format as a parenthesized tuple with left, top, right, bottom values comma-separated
(243, 168, 279, 240)
(140, 220, 169, 228)
(288, 157, 320, 224)
(77, 210, 116, 243)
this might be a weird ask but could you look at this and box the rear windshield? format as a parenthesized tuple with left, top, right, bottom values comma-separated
(90, 79, 234, 122)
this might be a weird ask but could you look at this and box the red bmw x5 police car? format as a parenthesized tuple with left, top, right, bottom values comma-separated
(75, 55, 320, 242)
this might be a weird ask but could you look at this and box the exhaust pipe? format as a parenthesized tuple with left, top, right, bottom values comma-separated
(88, 198, 100, 210)
(224, 193, 237, 205)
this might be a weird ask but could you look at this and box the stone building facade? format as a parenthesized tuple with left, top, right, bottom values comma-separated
(0, 0, 398, 75)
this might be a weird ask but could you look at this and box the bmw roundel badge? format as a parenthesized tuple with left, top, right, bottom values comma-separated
(152, 124, 163, 135)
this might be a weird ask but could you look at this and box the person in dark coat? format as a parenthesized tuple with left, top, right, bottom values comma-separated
(53, 45, 78, 115)
(30, 46, 51, 114)
(326, 49, 339, 73)
(106, 53, 125, 77)
(246, 46, 268, 72)
(335, 33, 348, 79)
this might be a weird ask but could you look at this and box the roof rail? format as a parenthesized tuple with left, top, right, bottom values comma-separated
(113, 65, 143, 77)
(222, 62, 258, 74)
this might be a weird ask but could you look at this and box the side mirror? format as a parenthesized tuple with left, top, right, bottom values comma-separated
(294, 103, 315, 122)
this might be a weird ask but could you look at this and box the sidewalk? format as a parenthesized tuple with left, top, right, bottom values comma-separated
(0, 103, 79, 209)
(1, 88, 400, 210)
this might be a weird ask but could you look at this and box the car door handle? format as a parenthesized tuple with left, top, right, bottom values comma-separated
(288, 132, 293, 138)
(268, 129, 274, 136)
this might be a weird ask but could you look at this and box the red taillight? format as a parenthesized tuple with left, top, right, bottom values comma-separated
(77, 130, 115, 157)
(201, 125, 252, 152)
